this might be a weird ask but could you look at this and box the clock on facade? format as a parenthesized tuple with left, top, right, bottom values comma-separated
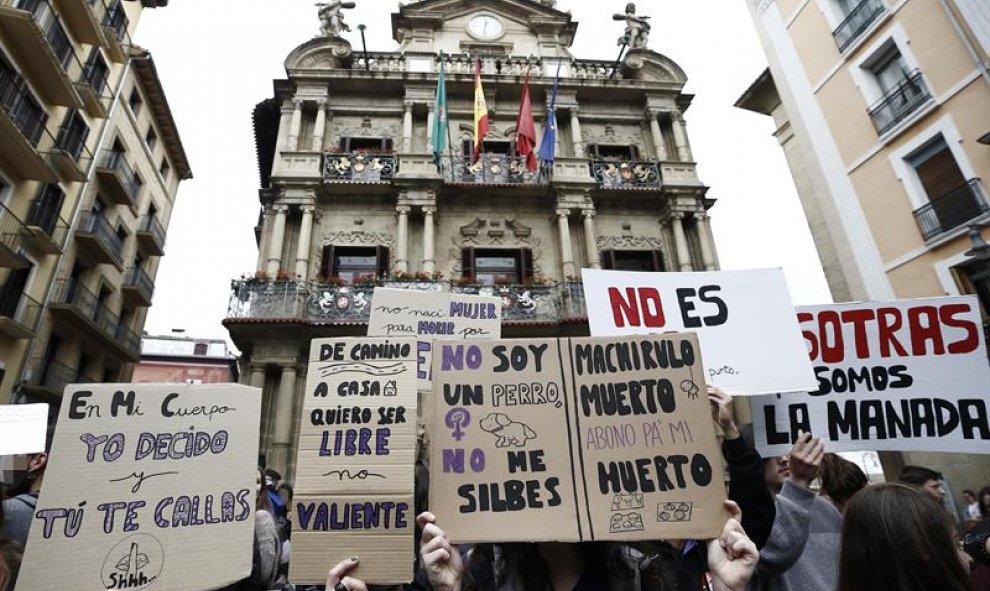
(468, 14, 504, 40)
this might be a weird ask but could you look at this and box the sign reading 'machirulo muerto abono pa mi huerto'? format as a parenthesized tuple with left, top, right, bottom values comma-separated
(16, 383, 261, 591)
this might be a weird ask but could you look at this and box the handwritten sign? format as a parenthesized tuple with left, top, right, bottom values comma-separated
(0, 403, 48, 455)
(368, 288, 502, 389)
(15, 383, 261, 591)
(752, 296, 990, 455)
(290, 337, 417, 584)
(582, 268, 816, 395)
(430, 334, 728, 543)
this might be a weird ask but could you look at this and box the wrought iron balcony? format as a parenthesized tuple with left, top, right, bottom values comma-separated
(122, 266, 154, 307)
(77, 50, 111, 116)
(0, 77, 59, 182)
(100, 0, 130, 62)
(0, 202, 32, 269)
(0, 291, 41, 339)
(24, 357, 77, 399)
(592, 159, 662, 189)
(50, 116, 92, 181)
(136, 214, 165, 256)
(74, 210, 123, 268)
(323, 152, 396, 182)
(24, 195, 69, 253)
(912, 179, 989, 241)
(444, 153, 543, 185)
(51, 0, 104, 45)
(833, 0, 886, 52)
(49, 278, 140, 360)
(868, 70, 931, 135)
(349, 52, 626, 81)
(96, 149, 141, 206)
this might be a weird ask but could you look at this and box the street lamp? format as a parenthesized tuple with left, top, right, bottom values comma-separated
(357, 24, 369, 72)
(964, 224, 990, 261)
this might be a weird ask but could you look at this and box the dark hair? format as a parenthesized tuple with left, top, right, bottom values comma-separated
(838, 483, 974, 591)
(898, 465, 942, 486)
(264, 468, 282, 482)
(979, 486, 990, 518)
(819, 454, 868, 512)
(964, 489, 976, 497)
(463, 543, 635, 591)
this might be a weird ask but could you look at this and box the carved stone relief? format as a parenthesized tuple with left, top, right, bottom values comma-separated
(596, 235, 664, 250)
(448, 218, 544, 274)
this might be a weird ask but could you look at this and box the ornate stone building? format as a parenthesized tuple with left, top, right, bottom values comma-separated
(225, 0, 719, 476)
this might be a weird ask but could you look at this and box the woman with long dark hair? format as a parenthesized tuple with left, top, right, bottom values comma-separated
(838, 483, 974, 591)
(818, 453, 868, 514)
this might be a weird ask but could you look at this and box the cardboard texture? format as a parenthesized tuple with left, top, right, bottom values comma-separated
(0, 403, 48, 455)
(290, 338, 417, 584)
(582, 268, 817, 395)
(752, 296, 990, 455)
(430, 334, 729, 543)
(15, 383, 261, 591)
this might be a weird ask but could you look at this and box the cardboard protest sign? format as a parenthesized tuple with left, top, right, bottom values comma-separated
(752, 296, 990, 455)
(15, 383, 261, 591)
(368, 288, 502, 389)
(0, 403, 48, 455)
(582, 268, 817, 395)
(430, 334, 728, 543)
(291, 337, 417, 584)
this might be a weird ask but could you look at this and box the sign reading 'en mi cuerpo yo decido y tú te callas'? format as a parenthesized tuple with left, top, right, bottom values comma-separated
(430, 333, 729, 544)
(15, 383, 261, 591)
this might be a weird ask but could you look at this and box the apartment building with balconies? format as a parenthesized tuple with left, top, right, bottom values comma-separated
(738, 0, 990, 492)
(0, 0, 190, 404)
(225, 0, 721, 476)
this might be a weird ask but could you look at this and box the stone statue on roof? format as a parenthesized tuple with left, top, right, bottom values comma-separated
(316, 0, 356, 37)
(613, 2, 651, 49)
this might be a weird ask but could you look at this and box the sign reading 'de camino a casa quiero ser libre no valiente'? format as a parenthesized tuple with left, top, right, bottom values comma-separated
(431, 333, 729, 544)
(15, 383, 261, 591)
(752, 296, 990, 456)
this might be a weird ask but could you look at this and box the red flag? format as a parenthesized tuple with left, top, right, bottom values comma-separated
(515, 70, 537, 172)
(473, 56, 490, 161)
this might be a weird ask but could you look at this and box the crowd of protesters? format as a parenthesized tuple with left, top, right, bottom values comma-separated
(3, 389, 990, 591)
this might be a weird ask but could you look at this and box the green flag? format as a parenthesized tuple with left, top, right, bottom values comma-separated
(432, 53, 448, 169)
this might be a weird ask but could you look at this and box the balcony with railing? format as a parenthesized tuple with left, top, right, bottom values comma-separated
(51, 0, 105, 45)
(95, 149, 140, 206)
(832, 0, 886, 52)
(100, 0, 130, 62)
(76, 50, 111, 117)
(0, 291, 41, 339)
(0, 0, 84, 107)
(226, 280, 590, 330)
(48, 278, 140, 360)
(349, 52, 625, 81)
(868, 70, 931, 135)
(23, 357, 77, 399)
(122, 266, 153, 307)
(0, 78, 59, 182)
(913, 179, 989, 241)
(323, 152, 397, 183)
(74, 210, 123, 269)
(24, 195, 69, 254)
(136, 214, 165, 256)
(442, 153, 544, 186)
(49, 117, 92, 181)
(591, 159, 662, 190)
(0, 202, 32, 269)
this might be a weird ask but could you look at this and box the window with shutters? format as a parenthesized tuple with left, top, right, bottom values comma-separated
(906, 135, 987, 240)
(600, 249, 665, 272)
(461, 247, 533, 285)
(320, 245, 389, 283)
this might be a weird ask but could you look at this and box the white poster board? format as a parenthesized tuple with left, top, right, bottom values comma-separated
(583, 269, 816, 394)
(0, 403, 48, 455)
(752, 297, 990, 455)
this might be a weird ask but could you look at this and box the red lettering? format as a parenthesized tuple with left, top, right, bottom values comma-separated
(908, 306, 945, 355)
(797, 312, 818, 361)
(606, 287, 665, 328)
(818, 311, 844, 364)
(840, 309, 876, 359)
(608, 287, 640, 328)
(939, 303, 979, 354)
(638, 288, 665, 327)
(877, 307, 908, 357)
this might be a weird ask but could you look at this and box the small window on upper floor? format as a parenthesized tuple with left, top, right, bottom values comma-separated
(587, 144, 640, 160)
(145, 127, 157, 152)
(863, 44, 930, 135)
(159, 159, 170, 181)
(128, 89, 142, 115)
(906, 136, 985, 240)
(57, 110, 90, 161)
(193, 343, 208, 356)
(338, 137, 393, 153)
(600, 250, 665, 272)
(831, 0, 886, 52)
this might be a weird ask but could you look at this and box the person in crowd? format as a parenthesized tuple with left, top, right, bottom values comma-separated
(979, 487, 990, 519)
(220, 468, 283, 591)
(748, 431, 841, 591)
(276, 483, 293, 580)
(964, 490, 983, 532)
(839, 483, 974, 591)
(898, 465, 947, 503)
(0, 484, 24, 591)
(818, 454, 868, 514)
(1, 444, 51, 545)
(266, 468, 287, 518)
(965, 512, 990, 590)
(415, 500, 760, 591)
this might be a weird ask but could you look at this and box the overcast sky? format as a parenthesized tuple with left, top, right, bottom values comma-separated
(136, 0, 833, 344)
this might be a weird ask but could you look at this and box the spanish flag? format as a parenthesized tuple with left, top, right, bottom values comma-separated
(473, 55, 489, 161)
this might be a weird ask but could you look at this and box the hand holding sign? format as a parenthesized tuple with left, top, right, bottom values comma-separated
(417, 512, 463, 591)
(708, 501, 759, 591)
(787, 432, 824, 489)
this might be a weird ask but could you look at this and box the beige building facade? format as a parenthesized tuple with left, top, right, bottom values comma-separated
(226, 0, 721, 477)
(0, 0, 190, 406)
(739, 0, 990, 493)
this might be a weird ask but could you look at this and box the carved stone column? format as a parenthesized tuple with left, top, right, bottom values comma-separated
(670, 213, 693, 272)
(422, 206, 436, 273)
(671, 112, 693, 162)
(395, 205, 411, 273)
(647, 110, 667, 161)
(277, 105, 294, 152)
(256, 207, 273, 271)
(288, 98, 304, 151)
(266, 204, 289, 276)
(569, 107, 584, 158)
(270, 364, 297, 473)
(249, 365, 266, 389)
(402, 100, 414, 153)
(295, 205, 316, 280)
(582, 209, 600, 269)
(557, 209, 575, 278)
(426, 102, 436, 154)
(312, 99, 328, 152)
(696, 213, 718, 271)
